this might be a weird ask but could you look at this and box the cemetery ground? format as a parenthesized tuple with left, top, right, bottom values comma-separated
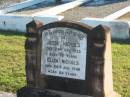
(0, 31, 130, 97)
(61, 0, 130, 21)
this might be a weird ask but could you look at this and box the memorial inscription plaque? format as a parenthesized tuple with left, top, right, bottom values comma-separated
(41, 27, 87, 80)
(37, 22, 92, 95)
(17, 21, 121, 97)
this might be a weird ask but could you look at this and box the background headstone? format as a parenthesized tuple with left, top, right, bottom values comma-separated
(80, 18, 129, 39)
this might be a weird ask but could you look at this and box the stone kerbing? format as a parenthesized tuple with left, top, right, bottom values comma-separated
(104, 6, 130, 20)
(0, 14, 64, 32)
(0, 0, 90, 32)
(0, 0, 47, 14)
(32, 0, 90, 16)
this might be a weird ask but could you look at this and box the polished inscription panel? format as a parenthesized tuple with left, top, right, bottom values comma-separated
(41, 27, 87, 80)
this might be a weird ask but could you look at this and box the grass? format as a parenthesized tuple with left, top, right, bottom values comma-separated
(0, 31, 130, 97)
(112, 39, 130, 97)
(0, 31, 26, 92)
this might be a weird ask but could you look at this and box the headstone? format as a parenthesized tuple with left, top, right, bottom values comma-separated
(17, 21, 121, 97)
(80, 18, 129, 39)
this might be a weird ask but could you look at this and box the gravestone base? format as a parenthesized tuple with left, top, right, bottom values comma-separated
(17, 87, 91, 97)
(48, 90, 121, 97)
(17, 86, 120, 97)
(17, 86, 61, 97)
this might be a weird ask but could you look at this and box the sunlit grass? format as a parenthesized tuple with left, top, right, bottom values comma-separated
(0, 31, 129, 97)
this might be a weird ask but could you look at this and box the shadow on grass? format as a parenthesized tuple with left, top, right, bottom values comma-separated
(0, 30, 25, 37)
(112, 38, 130, 45)
(81, 0, 127, 7)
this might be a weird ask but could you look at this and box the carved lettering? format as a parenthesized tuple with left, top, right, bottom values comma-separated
(41, 27, 87, 80)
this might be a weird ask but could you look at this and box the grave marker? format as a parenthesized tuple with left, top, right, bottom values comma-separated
(17, 21, 120, 97)
(41, 26, 87, 80)
(80, 18, 129, 39)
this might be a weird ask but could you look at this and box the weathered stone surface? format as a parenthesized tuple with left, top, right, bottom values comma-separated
(19, 21, 121, 97)
(41, 27, 87, 80)
(25, 21, 93, 95)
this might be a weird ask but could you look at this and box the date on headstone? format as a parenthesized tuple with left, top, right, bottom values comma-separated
(41, 27, 87, 80)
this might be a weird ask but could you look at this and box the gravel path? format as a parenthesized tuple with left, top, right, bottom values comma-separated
(61, 0, 130, 21)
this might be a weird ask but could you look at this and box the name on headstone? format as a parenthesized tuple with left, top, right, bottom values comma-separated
(41, 27, 87, 80)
